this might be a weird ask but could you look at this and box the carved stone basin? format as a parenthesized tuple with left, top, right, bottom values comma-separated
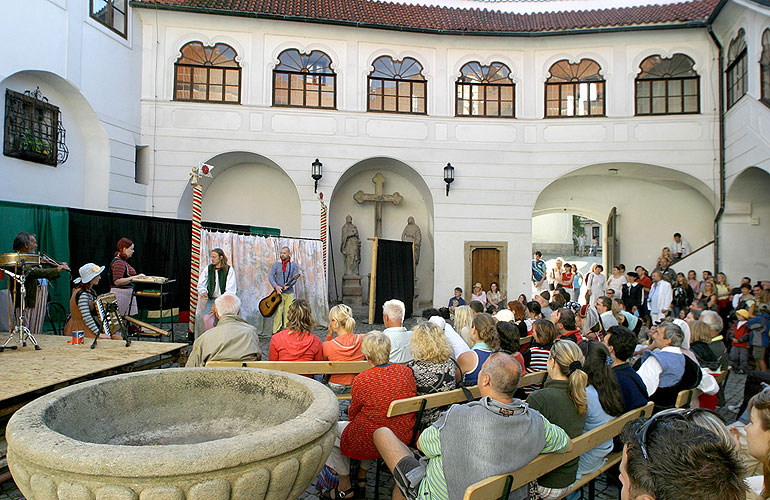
(6, 367, 338, 500)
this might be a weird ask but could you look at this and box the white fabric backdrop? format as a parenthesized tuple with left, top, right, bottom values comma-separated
(198, 230, 329, 329)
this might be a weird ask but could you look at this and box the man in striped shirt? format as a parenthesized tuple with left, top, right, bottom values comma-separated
(374, 353, 572, 500)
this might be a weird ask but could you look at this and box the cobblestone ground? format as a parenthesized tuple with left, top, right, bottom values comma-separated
(0, 320, 750, 500)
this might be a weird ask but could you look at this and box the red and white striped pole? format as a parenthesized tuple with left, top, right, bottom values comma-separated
(320, 192, 327, 277)
(188, 163, 212, 339)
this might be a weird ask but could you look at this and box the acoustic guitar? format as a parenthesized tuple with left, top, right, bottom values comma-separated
(259, 273, 301, 317)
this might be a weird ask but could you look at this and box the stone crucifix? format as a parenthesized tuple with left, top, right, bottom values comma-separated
(353, 172, 403, 238)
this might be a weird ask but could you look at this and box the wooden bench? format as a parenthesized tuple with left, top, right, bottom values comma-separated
(462, 401, 654, 500)
(205, 360, 371, 400)
(674, 367, 731, 409)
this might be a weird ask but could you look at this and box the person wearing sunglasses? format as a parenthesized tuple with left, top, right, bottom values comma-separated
(619, 408, 747, 500)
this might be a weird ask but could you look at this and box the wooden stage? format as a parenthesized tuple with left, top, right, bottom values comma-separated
(0, 333, 188, 419)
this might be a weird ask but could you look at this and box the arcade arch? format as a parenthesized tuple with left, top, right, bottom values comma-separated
(328, 157, 434, 306)
(533, 162, 716, 275)
(176, 151, 301, 236)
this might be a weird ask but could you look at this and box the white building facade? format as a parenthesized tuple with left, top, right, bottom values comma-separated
(2, 0, 769, 305)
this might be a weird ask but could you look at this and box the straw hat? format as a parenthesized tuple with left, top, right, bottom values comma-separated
(474, 282, 482, 290)
(73, 263, 105, 284)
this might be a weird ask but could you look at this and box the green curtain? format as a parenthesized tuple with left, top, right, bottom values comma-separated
(0, 200, 71, 308)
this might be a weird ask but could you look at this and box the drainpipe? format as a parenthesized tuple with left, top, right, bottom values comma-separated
(707, 25, 726, 275)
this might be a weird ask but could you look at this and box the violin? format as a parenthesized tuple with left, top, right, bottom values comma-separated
(40, 252, 71, 272)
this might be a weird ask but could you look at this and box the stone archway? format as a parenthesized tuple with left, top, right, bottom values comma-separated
(533, 162, 716, 273)
(328, 157, 434, 307)
(721, 167, 770, 281)
(177, 151, 301, 236)
(0, 70, 110, 210)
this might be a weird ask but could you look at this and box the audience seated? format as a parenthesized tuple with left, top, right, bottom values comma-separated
(468, 300, 485, 315)
(407, 322, 458, 429)
(574, 341, 625, 483)
(457, 313, 499, 385)
(636, 321, 718, 409)
(595, 295, 619, 330)
(576, 304, 603, 341)
(373, 352, 572, 500)
(422, 308, 470, 359)
(495, 320, 526, 372)
(382, 299, 413, 363)
(269, 299, 322, 365)
(448, 286, 466, 313)
(509, 301, 529, 337)
(604, 326, 649, 412)
(527, 340, 588, 499)
(619, 412, 747, 500)
(322, 332, 416, 500)
(687, 320, 720, 370)
(550, 307, 583, 344)
(524, 319, 556, 373)
(186, 294, 261, 367)
(452, 304, 474, 349)
(746, 390, 770, 499)
(323, 304, 365, 395)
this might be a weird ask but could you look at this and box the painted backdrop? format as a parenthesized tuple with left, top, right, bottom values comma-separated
(198, 230, 329, 329)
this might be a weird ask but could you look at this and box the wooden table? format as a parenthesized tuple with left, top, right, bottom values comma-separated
(0, 333, 187, 419)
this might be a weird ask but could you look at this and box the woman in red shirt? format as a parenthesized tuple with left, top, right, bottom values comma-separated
(561, 263, 574, 301)
(269, 299, 322, 364)
(322, 332, 416, 500)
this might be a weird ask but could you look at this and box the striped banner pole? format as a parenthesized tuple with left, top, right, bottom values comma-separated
(320, 193, 328, 277)
(189, 175, 203, 339)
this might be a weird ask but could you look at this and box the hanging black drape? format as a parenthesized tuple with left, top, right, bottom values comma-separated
(68, 210, 250, 311)
(373, 239, 414, 323)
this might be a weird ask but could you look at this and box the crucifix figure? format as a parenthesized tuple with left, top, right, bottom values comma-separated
(353, 172, 403, 238)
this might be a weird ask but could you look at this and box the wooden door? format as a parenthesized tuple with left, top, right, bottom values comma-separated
(472, 248, 500, 293)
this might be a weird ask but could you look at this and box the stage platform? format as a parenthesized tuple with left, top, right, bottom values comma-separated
(0, 333, 187, 419)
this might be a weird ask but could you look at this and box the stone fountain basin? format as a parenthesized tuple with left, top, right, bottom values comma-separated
(6, 367, 339, 500)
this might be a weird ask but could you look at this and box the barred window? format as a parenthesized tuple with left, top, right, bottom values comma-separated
(761, 29, 770, 108)
(273, 49, 336, 109)
(367, 56, 426, 114)
(727, 29, 748, 109)
(4, 88, 68, 167)
(174, 42, 241, 103)
(636, 54, 699, 115)
(545, 59, 605, 117)
(90, 0, 127, 37)
(456, 62, 514, 118)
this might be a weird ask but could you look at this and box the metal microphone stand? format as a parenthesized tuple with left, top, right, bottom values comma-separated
(0, 266, 41, 352)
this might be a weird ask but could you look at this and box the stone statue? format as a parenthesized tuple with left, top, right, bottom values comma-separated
(340, 215, 361, 277)
(401, 216, 422, 267)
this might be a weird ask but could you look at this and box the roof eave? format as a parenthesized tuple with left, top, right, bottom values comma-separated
(129, 2, 711, 37)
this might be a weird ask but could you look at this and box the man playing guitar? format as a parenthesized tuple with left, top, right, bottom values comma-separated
(269, 246, 300, 333)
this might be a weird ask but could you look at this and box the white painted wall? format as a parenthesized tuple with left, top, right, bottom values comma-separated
(532, 213, 573, 244)
(0, 0, 144, 212)
(134, 7, 728, 303)
(201, 162, 302, 235)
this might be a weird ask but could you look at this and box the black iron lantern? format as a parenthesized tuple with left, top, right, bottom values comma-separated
(443, 162, 455, 196)
(311, 158, 323, 193)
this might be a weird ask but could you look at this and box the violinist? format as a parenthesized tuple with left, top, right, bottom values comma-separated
(11, 232, 70, 336)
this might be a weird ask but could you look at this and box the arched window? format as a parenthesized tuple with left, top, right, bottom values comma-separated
(367, 56, 426, 114)
(545, 59, 605, 117)
(174, 42, 241, 103)
(635, 54, 699, 115)
(273, 49, 336, 109)
(761, 29, 770, 108)
(727, 29, 747, 109)
(455, 62, 514, 117)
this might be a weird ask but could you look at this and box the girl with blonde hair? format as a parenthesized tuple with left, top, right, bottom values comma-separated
(407, 322, 457, 428)
(322, 304, 364, 399)
(453, 304, 474, 348)
(527, 340, 588, 499)
(269, 299, 322, 364)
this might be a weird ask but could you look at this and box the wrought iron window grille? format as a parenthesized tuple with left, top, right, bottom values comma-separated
(3, 87, 68, 166)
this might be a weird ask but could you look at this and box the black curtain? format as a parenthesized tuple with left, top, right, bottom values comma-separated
(374, 239, 414, 323)
(68, 210, 250, 312)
